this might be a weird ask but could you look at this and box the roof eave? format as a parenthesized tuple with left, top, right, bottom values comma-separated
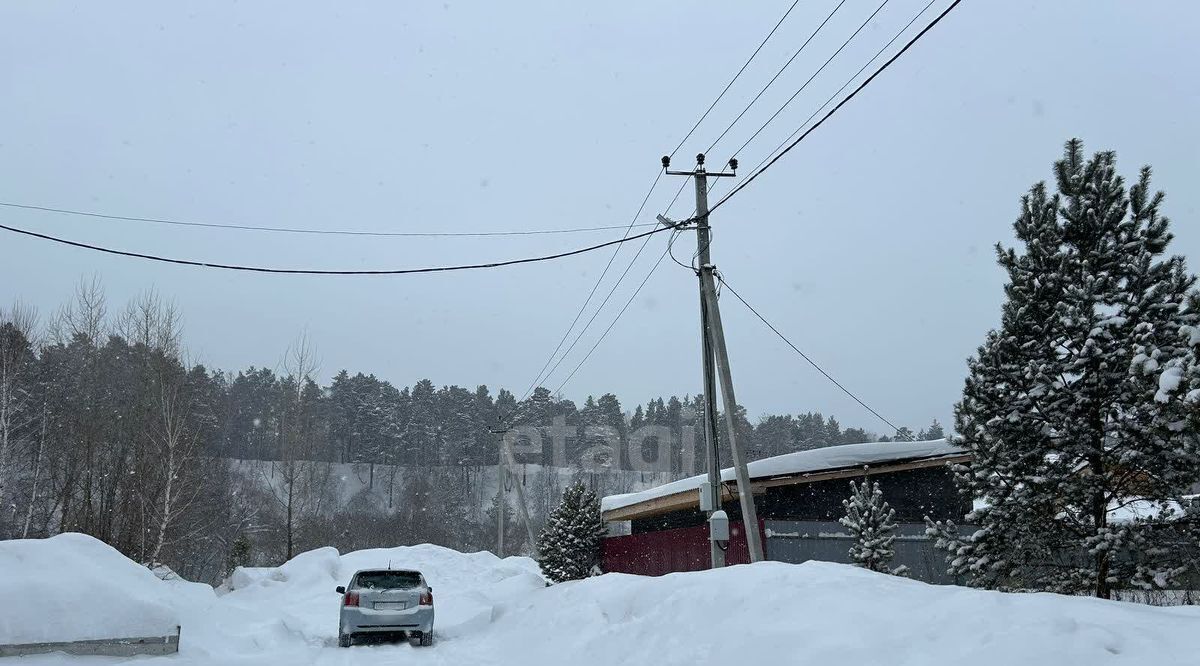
(601, 452, 972, 523)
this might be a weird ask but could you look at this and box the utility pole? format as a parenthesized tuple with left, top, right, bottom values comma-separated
(491, 426, 539, 558)
(663, 153, 765, 564)
(492, 428, 506, 557)
(501, 432, 539, 555)
(699, 292, 724, 569)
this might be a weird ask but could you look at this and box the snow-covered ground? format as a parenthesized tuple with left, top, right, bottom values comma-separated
(3, 533, 1199, 665)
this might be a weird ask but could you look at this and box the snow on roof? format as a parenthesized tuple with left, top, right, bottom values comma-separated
(602, 439, 966, 513)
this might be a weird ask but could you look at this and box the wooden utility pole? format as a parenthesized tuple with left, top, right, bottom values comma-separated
(664, 153, 764, 564)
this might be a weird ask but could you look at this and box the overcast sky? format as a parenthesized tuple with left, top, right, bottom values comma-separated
(1, 1, 1197, 435)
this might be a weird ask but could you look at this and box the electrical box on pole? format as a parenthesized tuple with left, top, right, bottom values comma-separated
(698, 484, 718, 512)
(708, 510, 730, 542)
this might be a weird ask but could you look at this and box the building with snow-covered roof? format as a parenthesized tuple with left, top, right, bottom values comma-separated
(600, 439, 972, 583)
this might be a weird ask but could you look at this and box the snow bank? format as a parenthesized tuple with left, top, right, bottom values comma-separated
(222, 565, 279, 592)
(7, 535, 1199, 664)
(603, 439, 966, 512)
(0, 533, 200, 644)
(489, 561, 1200, 665)
(189, 542, 1200, 665)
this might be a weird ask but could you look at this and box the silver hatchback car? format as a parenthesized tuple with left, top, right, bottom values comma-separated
(335, 568, 434, 647)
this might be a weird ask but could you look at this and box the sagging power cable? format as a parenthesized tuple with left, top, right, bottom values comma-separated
(0, 218, 687, 276)
(717, 273, 914, 441)
(0, 201, 656, 238)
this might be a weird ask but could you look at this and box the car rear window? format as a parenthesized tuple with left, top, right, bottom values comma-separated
(353, 571, 422, 589)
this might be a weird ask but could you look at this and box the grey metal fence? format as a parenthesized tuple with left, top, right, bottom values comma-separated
(764, 520, 960, 584)
(0, 628, 180, 658)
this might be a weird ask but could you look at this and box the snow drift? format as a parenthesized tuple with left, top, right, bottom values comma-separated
(0, 533, 208, 644)
(503, 562, 1200, 665)
(4, 534, 1199, 664)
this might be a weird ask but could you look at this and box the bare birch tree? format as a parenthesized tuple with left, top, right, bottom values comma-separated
(144, 370, 204, 565)
(116, 289, 182, 358)
(0, 303, 38, 537)
(21, 404, 47, 538)
(49, 276, 106, 344)
(262, 332, 332, 559)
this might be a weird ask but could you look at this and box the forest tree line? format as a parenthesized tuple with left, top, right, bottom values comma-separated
(0, 279, 941, 582)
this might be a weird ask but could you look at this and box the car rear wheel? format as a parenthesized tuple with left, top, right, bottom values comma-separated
(410, 631, 433, 647)
(338, 633, 351, 648)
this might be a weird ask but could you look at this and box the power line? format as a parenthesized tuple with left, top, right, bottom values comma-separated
(669, 0, 802, 158)
(545, 171, 713, 397)
(497, 255, 671, 429)
(716, 273, 912, 440)
(522, 0, 813, 409)
(690, 177, 724, 270)
(667, 175, 726, 273)
(511, 0, 816, 408)
(535, 225, 660, 393)
(422, 0, 956, 420)
(533, 158, 703, 391)
(668, 226, 691, 272)
(665, 177, 690, 213)
(0, 200, 655, 238)
(504, 164, 688, 423)
(709, 0, 964, 216)
(552, 237, 674, 396)
(472, 0, 960, 426)
(746, 0, 940, 176)
(505, 173, 694, 424)
(516, 168, 665, 402)
(704, 0, 849, 155)
(518, 168, 694, 406)
(731, 0, 891, 159)
(664, 167, 701, 270)
(0, 218, 684, 276)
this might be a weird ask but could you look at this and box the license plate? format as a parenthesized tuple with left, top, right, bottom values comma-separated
(375, 601, 407, 610)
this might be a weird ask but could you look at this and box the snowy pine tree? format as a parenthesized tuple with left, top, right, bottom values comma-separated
(536, 481, 606, 584)
(928, 140, 1200, 597)
(840, 478, 907, 575)
(225, 533, 252, 576)
(918, 419, 945, 441)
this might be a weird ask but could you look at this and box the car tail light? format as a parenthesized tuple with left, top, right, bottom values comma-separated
(419, 590, 433, 606)
(343, 592, 360, 607)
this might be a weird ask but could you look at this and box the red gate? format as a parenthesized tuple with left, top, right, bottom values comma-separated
(601, 520, 765, 576)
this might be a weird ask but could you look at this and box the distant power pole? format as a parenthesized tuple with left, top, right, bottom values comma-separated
(663, 153, 764, 565)
(493, 428, 505, 557)
(491, 426, 538, 558)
